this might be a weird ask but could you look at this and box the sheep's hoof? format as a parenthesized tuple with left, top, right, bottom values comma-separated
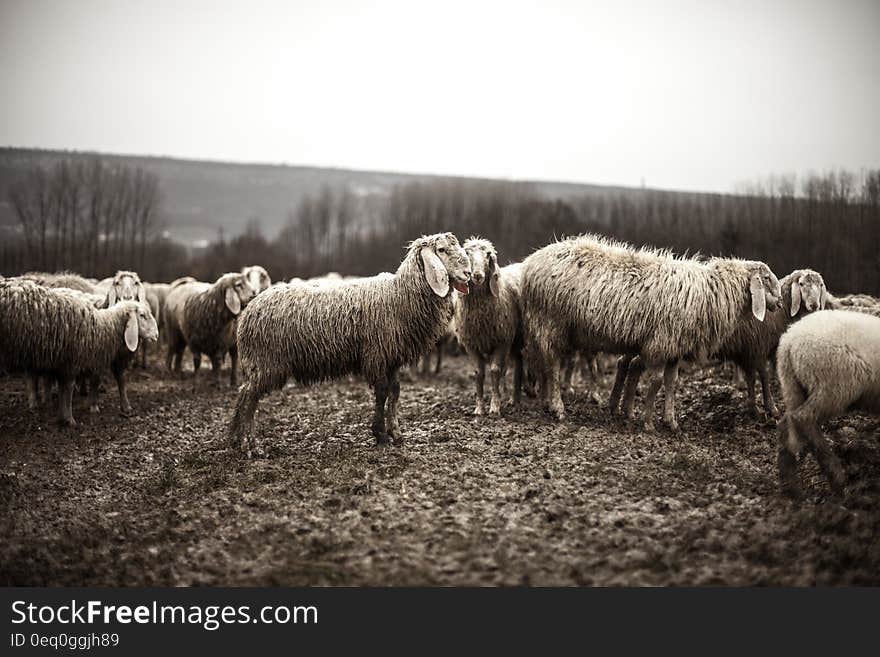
(374, 433, 392, 446)
(60, 417, 77, 428)
(667, 421, 681, 434)
(644, 419, 656, 432)
(474, 406, 484, 416)
(89, 404, 100, 414)
(590, 393, 602, 405)
(120, 406, 133, 417)
(392, 433, 406, 446)
(489, 403, 501, 416)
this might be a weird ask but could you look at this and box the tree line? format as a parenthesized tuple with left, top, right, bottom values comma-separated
(3, 157, 878, 296)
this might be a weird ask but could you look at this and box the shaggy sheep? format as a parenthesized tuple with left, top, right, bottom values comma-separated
(612, 268, 829, 421)
(241, 265, 271, 294)
(0, 280, 158, 425)
(714, 268, 827, 418)
(454, 238, 524, 415)
(776, 310, 880, 497)
(230, 232, 472, 454)
(521, 234, 781, 429)
(23, 271, 97, 294)
(164, 273, 256, 389)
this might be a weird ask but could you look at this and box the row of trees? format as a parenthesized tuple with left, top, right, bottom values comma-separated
(3, 158, 878, 296)
(193, 169, 879, 295)
(2, 157, 161, 277)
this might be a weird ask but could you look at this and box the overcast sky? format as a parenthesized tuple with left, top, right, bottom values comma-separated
(1, 0, 877, 192)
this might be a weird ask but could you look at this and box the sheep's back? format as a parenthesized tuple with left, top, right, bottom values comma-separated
(523, 237, 743, 360)
(0, 283, 97, 373)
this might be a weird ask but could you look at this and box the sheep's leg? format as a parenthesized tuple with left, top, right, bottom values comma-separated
(57, 376, 76, 427)
(547, 355, 566, 421)
(662, 360, 680, 432)
(742, 365, 760, 418)
(434, 344, 443, 374)
(472, 355, 486, 416)
(512, 353, 523, 406)
(585, 354, 602, 404)
(609, 354, 633, 415)
(791, 394, 846, 495)
(229, 346, 239, 388)
(621, 356, 645, 419)
(111, 361, 132, 416)
(209, 354, 223, 389)
(88, 372, 101, 413)
(757, 361, 779, 418)
(489, 349, 506, 416)
(562, 354, 576, 396)
(27, 374, 40, 410)
(191, 352, 202, 392)
(371, 377, 392, 445)
(776, 414, 801, 498)
(640, 363, 665, 431)
(230, 379, 265, 455)
(385, 368, 402, 443)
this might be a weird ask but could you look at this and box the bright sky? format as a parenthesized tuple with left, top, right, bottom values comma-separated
(1, 0, 877, 192)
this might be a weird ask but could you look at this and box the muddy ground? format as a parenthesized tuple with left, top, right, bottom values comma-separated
(1, 350, 878, 586)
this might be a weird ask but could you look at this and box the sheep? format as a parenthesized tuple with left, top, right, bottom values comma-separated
(520, 234, 782, 430)
(22, 271, 97, 294)
(454, 238, 525, 415)
(164, 273, 256, 389)
(776, 310, 880, 497)
(241, 265, 271, 295)
(612, 268, 829, 422)
(0, 279, 158, 425)
(230, 232, 472, 454)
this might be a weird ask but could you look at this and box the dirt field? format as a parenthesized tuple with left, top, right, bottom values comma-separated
(1, 351, 878, 586)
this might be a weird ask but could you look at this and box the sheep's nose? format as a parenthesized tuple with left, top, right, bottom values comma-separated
(463, 269, 472, 280)
(472, 272, 485, 284)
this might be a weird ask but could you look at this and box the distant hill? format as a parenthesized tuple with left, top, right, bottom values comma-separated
(0, 147, 661, 246)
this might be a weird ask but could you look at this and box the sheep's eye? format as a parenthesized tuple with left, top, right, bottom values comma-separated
(437, 247, 446, 253)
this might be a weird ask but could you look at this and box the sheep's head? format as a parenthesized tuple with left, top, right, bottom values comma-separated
(463, 237, 500, 295)
(745, 261, 781, 321)
(241, 265, 271, 295)
(412, 232, 472, 297)
(119, 301, 159, 352)
(789, 269, 827, 316)
(107, 270, 145, 306)
(217, 272, 256, 315)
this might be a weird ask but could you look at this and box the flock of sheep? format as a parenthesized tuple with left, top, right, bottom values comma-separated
(1, 231, 878, 499)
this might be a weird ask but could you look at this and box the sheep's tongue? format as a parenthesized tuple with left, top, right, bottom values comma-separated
(452, 280, 469, 295)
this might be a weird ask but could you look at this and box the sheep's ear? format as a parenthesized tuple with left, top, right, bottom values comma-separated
(750, 273, 766, 321)
(790, 281, 802, 317)
(488, 254, 500, 297)
(225, 287, 242, 315)
(124, 311, 139, 352)
(421, 247, 449, 297)
(819, 287, 828, 310)
(107, 288, 117, 307)
(137, 284, 146, 304)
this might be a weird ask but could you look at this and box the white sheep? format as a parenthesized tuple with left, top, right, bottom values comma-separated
(776, 309, 880, 497)
(454, 238, 524, 415)
(164, 273, 256, 389)
(520, 234, 782, 430)
(230, 233, 472, 455)
(0, 280, 158, 425)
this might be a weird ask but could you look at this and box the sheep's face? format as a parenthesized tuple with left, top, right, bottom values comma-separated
(121, 301, 158, 352)
(463, 238, 500, 295)
(223, 274, 256, 315)
(108, 271, 145, 306)
(420, 233, 472, 297)
(790, 270, 827, 316)
(746, 263, 781, 321)
(242, 265, 271, 295)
